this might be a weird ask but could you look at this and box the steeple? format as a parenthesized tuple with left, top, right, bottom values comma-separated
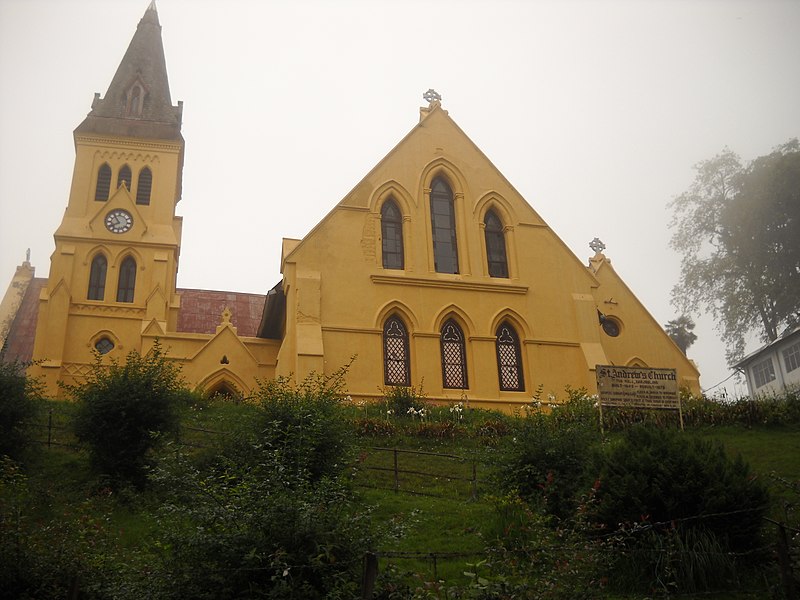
(75, 1, 182, 140)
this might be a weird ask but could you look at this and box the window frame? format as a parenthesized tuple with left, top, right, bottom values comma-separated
(752, 357, 776, 388)
(783, 341, 800, 373)
(496, 321, 525, 392)
(95, 163, 112, 201)
(136, 166, 152, 205)
(116, 256, 137, 303)
(440, 318, 468, 389)
(87, 254, 107, 300)
(429, 177, 459, 274)
(383, 315, 411, 386)
(484, 209, 509, 278)
(380, 198, 404, 270)
(117, 164, 132, 192)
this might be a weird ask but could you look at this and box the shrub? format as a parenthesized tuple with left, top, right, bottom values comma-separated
(0, 360, 41, 459)
(67, 341, 183, 488)
(383, 384, 426, 418)
(591, 426, 770, 593)
(354, 417, 396, 438)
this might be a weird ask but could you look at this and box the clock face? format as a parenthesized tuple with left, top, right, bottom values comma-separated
(105, 209, 133, 234)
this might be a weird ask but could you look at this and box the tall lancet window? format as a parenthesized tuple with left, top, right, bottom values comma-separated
(381, 198, 404, 269)
(116, 256, 137, 303)
(117, 165, 132, 191)
(136, 167, 152, 205)
(87, 254, 107, 300)
(95, 163, 111, 201)
(440, 319, 468, 389)
(496, 321, 524, 391)
(484, 209, 509, 278)
(430, 177, 459, 274)
(383, 315, 411, 386)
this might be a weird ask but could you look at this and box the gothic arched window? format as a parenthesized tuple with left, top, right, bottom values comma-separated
(117, 165, 132, 191)
(383, 315, 410, 386)
(136, 167, 152, 205)
(87, 254, 107, 300)
(381, 199, 404, 269)
(95, 163, 111, 201)
(441, 318, 468, 389)
(430, 177, 459, 274)
(485, 209, 508, 278)
(496, 321, 524, 391)
(116, 256, 136, 303)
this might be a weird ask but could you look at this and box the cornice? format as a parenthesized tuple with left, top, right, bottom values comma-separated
(75, 135, 183, 152)
(371, 274, 528, 295)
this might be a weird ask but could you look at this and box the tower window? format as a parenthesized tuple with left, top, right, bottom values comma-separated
(440, 319, 468, 389)
(95, 337, 114, 355)
(95, 163, 111, 201)
(116, 256, 136, 303)
(87, 254, 107, 300)
(496, 322, 524, 391)
(485, 209, 508, 278)
(383, 315, 410, 386)
(136, 167, 152, 205)
(430, 177, 459, 274)
(117, 165, 132, 191)
(381, 198, 404, 269)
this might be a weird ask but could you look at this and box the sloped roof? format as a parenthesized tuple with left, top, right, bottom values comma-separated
(176, 288, 266, 338)
(733, 325, 800, 369)
(0, 277, 47, 364)
(74, 2, 182, 141)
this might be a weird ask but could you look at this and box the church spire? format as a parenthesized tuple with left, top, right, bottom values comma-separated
(75, 1, 182, 140)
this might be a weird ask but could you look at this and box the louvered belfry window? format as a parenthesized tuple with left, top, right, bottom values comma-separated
(441, 319, 468, 389)
(496, 321, 524, 391)
(87, 254, 107, 300)
(116, 256, 137, 303)
(383, 316, 410, 386)
(485, 209, 509, 278)
(95, 164, 111, 201)
(430, 177, 459, 274)
(381, 199, 404, 269)
(136, 167, 152, 205)
(117, 165, 132, 191)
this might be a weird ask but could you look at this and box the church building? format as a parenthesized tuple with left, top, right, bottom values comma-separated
(0, 3, 700, 409)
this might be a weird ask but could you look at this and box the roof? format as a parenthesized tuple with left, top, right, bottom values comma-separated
(176, 288, 267, 337)
(0, 277, 47, 364)
(74, 2, 183, 141)
(733, 325, 800, 369)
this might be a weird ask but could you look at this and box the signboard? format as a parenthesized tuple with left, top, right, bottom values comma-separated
(595, 365, 683, 431)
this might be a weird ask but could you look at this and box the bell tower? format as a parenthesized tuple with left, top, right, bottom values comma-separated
(30, 1, 185, 392)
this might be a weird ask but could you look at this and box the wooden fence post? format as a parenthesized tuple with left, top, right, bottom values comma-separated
(393, 448, 399, 493)
(776, 521, 798, 600)
(362, 552, 378, 599)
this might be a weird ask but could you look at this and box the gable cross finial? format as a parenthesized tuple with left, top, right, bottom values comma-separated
(589, 237, 606, 254)
(423, 89, 442, 105)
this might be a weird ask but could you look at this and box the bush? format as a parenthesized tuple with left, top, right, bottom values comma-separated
(591, 425, 770, 593)
(499, 403, 601, 520)
(383, 384, 426, 418)
(0, 360, 40, 459)
(66, 341, 183, 488)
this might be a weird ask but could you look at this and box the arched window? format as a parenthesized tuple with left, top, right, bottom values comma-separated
(117, 165, 132, 191)
(441, 319, 468, 389)
(484, 209, 508, 278)
(381, 198, 404, 269)
(496, 321, 524, 391)
(87, 254, 107, 300)
(95, 163, 111, 201)
(430, 177, 459, 274)
(383, 315, 410, 386)
(116, 256, 136, 303)
(136, 167, 152, 205)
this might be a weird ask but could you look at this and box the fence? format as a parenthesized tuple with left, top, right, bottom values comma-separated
(352, 446, 481, 499)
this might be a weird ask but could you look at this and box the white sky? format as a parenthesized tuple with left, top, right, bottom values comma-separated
(1, 0, 798, 397)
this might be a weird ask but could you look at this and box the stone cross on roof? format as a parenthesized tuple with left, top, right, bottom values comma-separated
(589, 237, 606, 254)
(423, 89, 442, 104)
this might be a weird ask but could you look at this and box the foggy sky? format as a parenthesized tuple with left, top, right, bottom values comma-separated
(1, 0, 799, 397)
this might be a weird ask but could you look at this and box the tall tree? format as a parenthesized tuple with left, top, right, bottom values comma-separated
(665, 315, 697, 355)
(669, 140, 800, 363)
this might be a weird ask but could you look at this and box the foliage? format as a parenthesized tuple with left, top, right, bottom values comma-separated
(0, 359, 41, 459)
(246, 363, 354, 482)
(665, 314, 698, 354)
(383, 383, 427, 418)
(591, 426, 769, 556)
(683, 387, 800, 426)
(669, 139, 800, 362)
(145, 453, 374, 599)
(354, 416, 398, 437)
(66, 341, 183, 489)
(498, 396, 601, 520)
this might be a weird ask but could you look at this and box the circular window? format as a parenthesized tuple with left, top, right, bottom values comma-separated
(602, 318, 621, 337)
(95, 337, 115, 354)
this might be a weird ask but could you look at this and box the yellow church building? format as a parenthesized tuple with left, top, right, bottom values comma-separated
(0, 4, 700, 410)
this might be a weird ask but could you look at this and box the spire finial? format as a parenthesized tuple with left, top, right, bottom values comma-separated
(423, 89, 442, 106)
(589, 237, 606, 254)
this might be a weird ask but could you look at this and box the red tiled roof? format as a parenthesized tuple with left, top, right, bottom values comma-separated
(176, 288, 266, 337)
(2, 277, 47, 364)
